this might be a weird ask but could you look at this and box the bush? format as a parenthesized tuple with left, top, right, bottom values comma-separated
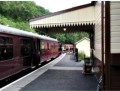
(0, 15, 36, 33)
(78, 52, 85, 61)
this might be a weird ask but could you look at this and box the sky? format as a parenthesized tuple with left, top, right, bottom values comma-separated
(33, 0, 91, 12)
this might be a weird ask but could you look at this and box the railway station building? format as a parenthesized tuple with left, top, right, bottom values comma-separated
(29, 1, 120, 90)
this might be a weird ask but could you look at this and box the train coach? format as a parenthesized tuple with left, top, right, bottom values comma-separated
(0, 24, 59, 81)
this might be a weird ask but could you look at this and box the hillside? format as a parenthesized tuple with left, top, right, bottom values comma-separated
(0, 1, 50, 32)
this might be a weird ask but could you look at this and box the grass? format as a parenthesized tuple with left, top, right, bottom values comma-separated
(78, 52, 85, 61)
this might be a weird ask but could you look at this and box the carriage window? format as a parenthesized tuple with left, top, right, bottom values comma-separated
(44, 42, 47, 49)
(51, 44, 54, 49)
(54, 43, 56, 48)
(40, 41, 45, 54)
(0, 37, 13, 44)
(20, 39, 31, 56)
(47, 43, 49, 49)
(0, 37, 13, 61)
(6, 37, 12, 44)
(0, 37, 5, 44)
(41, 42, 45, 49)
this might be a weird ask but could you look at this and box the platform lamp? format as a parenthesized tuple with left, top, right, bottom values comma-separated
(63, 28, 67, 31)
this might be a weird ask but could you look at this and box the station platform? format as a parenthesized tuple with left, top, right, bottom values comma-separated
(0, 53, 97, 91)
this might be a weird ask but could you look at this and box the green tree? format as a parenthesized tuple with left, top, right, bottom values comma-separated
(49, 32, 89, 44)
(0, 1, 50, 32)
(0, 1, 50, 21)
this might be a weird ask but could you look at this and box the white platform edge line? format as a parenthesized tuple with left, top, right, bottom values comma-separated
(50, 67, 83, 70)
(0, 53, 66, 91)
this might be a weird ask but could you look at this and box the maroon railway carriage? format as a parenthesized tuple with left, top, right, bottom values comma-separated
(62, 44, 74, 52)
(0, 24, 59, 81)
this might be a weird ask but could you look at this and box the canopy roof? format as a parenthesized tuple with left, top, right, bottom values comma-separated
(29, 2, 95, 28)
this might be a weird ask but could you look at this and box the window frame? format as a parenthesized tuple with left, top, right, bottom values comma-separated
(0, 36, 13, 61)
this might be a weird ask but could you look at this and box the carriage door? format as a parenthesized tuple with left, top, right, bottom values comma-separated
(20, 38, 32, 67)
(37, 39, 41, 64)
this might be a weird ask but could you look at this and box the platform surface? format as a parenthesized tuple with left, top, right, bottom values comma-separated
(1, 53, 97, 91)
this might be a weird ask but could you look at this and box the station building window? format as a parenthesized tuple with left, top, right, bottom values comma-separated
(0, 36, 13, 61)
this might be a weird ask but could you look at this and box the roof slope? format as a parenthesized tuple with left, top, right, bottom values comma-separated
(0, 24, 57, 41)
(29, 2, 95, 28)
(75, 37, 90, 44)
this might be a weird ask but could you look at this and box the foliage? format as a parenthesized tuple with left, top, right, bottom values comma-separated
(0, 1, 50, 21)
(0, 1, 50, 32)
(78, 52, 85, 61)
(0, 15, 36, 32)
(50, 33, 66, 43)
(49, 32, 89, 44)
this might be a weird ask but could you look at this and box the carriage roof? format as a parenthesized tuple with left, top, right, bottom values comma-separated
(0, 24, 57, 42)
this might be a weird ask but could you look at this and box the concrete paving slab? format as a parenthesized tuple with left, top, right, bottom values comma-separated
(54, 53, 84, 67)
(19, 70, 97, 91)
